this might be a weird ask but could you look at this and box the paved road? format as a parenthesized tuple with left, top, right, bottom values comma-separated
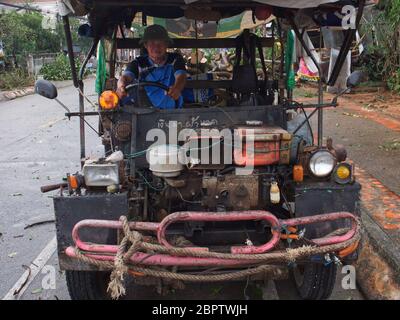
(0, 79, 102, 299)
(1, 79, 389, 300)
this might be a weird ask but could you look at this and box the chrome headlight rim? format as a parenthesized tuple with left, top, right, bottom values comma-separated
(308, 149, 337, 178)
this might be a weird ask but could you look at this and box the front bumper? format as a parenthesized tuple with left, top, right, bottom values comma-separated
(54, 182, 361, 272)
(64, 210, 360, 269)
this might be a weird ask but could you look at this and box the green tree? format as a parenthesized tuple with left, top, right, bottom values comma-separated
(0, 11, 35, 66)
(21, 12, 61, 53)
(361, 1, 400, 93)
(0, 10, 91, 66)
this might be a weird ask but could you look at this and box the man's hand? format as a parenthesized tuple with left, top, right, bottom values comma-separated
(116, 85, 127, 99)
(167, 73, 187, 100)
(167, 85, 182, 100)
(116, 75, 131, 99)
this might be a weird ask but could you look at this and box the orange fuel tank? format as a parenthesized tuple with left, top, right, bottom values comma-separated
(233, 125, 291, 167)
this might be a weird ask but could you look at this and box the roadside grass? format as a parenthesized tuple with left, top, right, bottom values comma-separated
(0, 69, 34, 90)
(293, 87, 318, 99)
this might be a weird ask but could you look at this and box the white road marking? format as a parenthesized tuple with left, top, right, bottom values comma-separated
(2, 236, 57, 300)
(39, 117, 66, 129)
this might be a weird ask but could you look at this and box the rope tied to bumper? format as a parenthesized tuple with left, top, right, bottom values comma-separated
(107, 216, 143, 299)
(72, 215, 361, 299)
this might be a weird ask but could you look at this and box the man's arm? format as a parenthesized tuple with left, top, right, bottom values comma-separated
(168, 54, 188, 100)
(168, 73, 187, 100)
(116, 61, 138, 98)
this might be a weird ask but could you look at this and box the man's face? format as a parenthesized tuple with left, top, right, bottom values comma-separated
(145, 40, 168, 61)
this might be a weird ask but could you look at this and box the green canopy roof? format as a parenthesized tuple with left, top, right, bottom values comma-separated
(131, 11, 274, 39)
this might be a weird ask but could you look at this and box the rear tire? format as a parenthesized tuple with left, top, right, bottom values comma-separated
(290, 263, 337, 300)
(66, 270, 112, 300)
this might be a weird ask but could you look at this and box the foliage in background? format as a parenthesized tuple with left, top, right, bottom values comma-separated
(0, 11, 60, 65)
(39, 54, 84, 81)
(0, 8, 92, 87)
(0, 10, 91, 66)
(0, 68, 34, 90)
(361, 1, 400, 93)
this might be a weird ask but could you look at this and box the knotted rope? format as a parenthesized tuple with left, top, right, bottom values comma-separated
(73, 215, 361, 299)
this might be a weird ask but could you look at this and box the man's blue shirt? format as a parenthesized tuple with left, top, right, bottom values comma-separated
(123, 53, 188, 109)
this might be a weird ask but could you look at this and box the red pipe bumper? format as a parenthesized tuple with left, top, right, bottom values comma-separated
(65, 211, 359, 267)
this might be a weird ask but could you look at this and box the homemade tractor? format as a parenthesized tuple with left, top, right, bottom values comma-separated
(36, 0, 366, 300)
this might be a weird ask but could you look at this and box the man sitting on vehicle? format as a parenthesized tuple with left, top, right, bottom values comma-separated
(116, 24, 187, 109)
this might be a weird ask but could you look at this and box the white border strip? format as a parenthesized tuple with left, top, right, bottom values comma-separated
(2, 236, 57, 300)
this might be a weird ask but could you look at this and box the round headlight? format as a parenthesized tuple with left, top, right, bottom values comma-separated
(309, 150, 336, 177)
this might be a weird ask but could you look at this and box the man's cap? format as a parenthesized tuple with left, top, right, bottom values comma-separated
(140, 25, 173, 46)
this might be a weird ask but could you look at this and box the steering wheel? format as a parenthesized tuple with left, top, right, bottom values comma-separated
(125, 81, 179, 108)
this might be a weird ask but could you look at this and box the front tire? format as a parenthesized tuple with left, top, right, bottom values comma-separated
(290, 263, 337, 300)
(66, 270, 112, 300)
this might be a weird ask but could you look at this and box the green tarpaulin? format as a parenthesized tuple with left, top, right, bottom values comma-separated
(95, 39, 107, 94)
(132, 11, 273, 39)
(285, 30, 296, 90)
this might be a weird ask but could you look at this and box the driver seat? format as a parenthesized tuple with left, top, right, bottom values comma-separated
(231, 30, 273, 106)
